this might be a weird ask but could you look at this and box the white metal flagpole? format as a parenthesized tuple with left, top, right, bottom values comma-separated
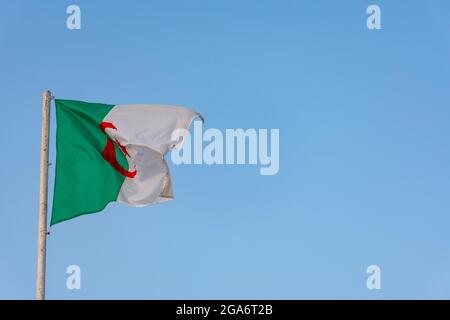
(36, 90, 52, 300)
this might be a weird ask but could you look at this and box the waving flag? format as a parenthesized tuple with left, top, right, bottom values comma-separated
(51, 99, 202, 225)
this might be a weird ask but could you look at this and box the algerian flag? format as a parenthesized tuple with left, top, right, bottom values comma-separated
(51, 99, 202, 225)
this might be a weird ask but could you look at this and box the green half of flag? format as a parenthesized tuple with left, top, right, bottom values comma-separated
(51, 100, 128, 225)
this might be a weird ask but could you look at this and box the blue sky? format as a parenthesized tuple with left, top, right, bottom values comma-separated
(1, 0, 450, 299)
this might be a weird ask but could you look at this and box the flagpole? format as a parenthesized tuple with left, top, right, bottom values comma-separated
(36, 90, 52, 300)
